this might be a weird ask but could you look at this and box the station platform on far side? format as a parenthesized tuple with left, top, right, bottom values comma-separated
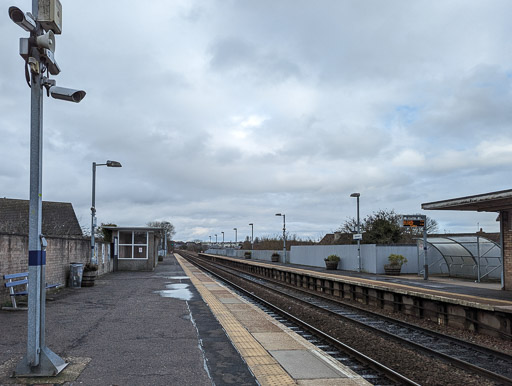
(210, 253, 512, 310)
(0, 254, 369, 385)
(283, 261, 512, 307)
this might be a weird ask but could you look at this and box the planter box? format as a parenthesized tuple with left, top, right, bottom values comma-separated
(325, 261, 339, 270)
(271, 255, 280, 262)
(82, 271, 97, 287)
(384, 264, 402, 275)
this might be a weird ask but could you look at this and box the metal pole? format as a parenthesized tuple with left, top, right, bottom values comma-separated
(500, 211, 505, 289)
(250, 223, 254, 250)
(222, 232, 224, 247)
(283, 215, 287, 263)
(234, 228, 237, 244)
(423, 216, 428, 280)
(16, 0, 67, 375)
(91, 162, 96, 264)
(356, 196, 361, 272)
(477, 235, 481, 283)
(164, 230, 167, 256)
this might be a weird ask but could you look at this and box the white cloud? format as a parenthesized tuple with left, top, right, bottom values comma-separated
(2, 0, 510, 240)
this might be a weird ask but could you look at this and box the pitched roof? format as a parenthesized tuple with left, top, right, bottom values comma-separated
(0, 198, 83, 236)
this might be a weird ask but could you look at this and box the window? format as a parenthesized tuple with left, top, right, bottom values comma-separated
(118, 231, 148, 259)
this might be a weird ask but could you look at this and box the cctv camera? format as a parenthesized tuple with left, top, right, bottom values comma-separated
(49, 86, 86, 103)
(8, 6, 36, 32)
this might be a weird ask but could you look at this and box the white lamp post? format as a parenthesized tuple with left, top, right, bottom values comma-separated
(249, 223, 254, 250)
(91, 160, 122, 264)
(350, 193, 361, 272)
(275, 213, 287, 263)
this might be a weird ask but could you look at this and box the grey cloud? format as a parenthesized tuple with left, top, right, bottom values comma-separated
(209, 37, 302, 83)
(3, 0, 511, 241)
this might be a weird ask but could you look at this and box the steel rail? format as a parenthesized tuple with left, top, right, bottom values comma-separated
(180, 251, 419, 386)
(185, 252, 512, 386)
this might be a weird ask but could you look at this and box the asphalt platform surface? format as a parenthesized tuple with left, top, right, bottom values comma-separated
(0, 256, 256, 385)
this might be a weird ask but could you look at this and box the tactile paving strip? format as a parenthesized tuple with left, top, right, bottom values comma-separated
(176, 255, 296, 386)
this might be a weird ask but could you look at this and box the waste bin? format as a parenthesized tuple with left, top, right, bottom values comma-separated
(69, 263, 84, 288)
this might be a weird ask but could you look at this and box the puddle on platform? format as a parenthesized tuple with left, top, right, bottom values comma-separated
(167, 276, 190, 280)
(155, 283, 193, 301)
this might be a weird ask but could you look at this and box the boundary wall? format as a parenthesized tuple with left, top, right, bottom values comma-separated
(206, 244, 419, 274)
(0, 233, 113, 305)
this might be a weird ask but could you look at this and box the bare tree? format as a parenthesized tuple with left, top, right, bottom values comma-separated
(146, 220, 176, 245)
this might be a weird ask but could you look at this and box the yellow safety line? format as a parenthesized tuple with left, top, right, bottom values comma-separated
(203, 254, 512, 307)
(175, 254, 297, 386)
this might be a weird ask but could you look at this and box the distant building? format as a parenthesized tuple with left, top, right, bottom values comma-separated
(0, 198, 82, 237)
(319, 232, 352, 245)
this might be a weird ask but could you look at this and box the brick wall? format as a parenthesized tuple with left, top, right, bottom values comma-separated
(0, 233, 113, 305)
(503, 211, 512, 290)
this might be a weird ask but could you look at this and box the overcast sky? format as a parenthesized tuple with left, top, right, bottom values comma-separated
(2, 0, 511, 242)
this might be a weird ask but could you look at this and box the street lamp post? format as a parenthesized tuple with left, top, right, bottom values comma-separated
(91, 160, 122, 264)
(249, 223, 254, 250)
(209, 235, 212, 245)
(233, 228, 237, 245)
(9, 1, 85, 377)
(215, 234, 217, 244)
(275, 214, 287, 263)
(221, 231, 225, 247)
(350, 193, 361, 272)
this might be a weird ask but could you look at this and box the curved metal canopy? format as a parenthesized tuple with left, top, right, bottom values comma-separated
(426, 236, 501, 279)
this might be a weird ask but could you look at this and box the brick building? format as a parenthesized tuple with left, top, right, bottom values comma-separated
(0, 198, 112, 304)
(0, 198, 83, 236)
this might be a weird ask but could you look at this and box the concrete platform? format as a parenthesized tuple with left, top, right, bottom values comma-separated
(176, 254, 368, 385)
(0, 254, 369, 385)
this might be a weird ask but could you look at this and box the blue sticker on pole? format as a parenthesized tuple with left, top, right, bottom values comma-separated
(28, 250, 46, 266)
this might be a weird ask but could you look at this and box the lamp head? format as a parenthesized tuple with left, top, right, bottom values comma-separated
(275, 213, 281, 216)
(350, 193, 360, 198)
(249, 223, 253, 226)
(106, 160, 122, 167)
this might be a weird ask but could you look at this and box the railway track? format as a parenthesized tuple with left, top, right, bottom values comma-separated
(180, 251, 417, 385)
(180, 251, 512, 385)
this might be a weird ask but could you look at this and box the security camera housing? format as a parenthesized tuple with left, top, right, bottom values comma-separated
(49, 86, 86, 103)
(41, 48, 61, 75)
(8, 6, 36, 32)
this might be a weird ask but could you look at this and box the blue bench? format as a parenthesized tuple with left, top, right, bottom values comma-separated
(3, 272, 61, 310)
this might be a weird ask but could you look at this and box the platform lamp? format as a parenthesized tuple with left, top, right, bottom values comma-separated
(221, 231, 225, 248)
(275, 213, 287, 263)
(233, 228, 237, 245)
(350, 193, 361, 272)
(215, 234, 218, 244)
(91, 160, 122, 264)
(249, 223, 254, 250)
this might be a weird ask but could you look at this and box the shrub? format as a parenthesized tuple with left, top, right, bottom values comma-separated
(324, 254, 341, 262)
(271, 253, 280, 258)
(388, 254, 407, 266)
(84, 263, 98, 272)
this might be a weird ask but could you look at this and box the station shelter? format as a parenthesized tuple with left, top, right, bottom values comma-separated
(422, 189, 512, 290)
(103, 226, 162, 271)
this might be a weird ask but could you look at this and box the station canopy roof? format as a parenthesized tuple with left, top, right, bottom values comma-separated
(422, 189, 512, 212)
